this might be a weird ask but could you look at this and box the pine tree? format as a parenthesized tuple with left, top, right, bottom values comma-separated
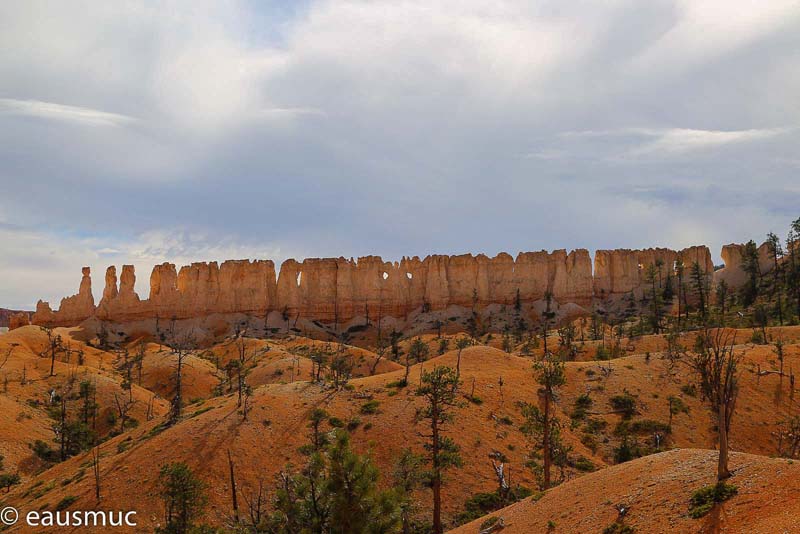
(521, 351, 566, 489)
(690, 261, 708, 321)
(416, 366, 462, 534)
(156, 462, 208, 534)
(326, 431, 400, 534)
(741, 240, 761, 307)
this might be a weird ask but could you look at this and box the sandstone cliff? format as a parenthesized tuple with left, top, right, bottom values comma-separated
(713, 242, 775, 288)
(32, 267, 95, 327)
(593, 246, 714, 298)
(31, 245, 733, 329)
(7, 311, 31, 330)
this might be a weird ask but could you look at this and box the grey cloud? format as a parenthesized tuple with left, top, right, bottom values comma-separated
(1, 0, 799, 308)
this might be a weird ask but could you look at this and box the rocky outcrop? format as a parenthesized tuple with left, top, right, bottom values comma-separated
(594, 246, 714, 299)
(7, 311, 31, 330)
(33, 246, 736, 329)
(713, 242, 775, 288)
(32, 267, 95, 326)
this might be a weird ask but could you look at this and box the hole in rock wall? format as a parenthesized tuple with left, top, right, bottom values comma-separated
(382, 272, 389, 280)
(406, 272, 413, 279)
(296, 272, 302, 287)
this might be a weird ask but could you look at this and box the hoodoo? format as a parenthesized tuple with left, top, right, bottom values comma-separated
(30, 245, 735, 331)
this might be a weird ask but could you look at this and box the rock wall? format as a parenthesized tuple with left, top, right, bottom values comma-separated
(713, 242, 775, 288)
(593, 246, 714, 298)
(7, 311, 31, 330)
(32, 245, 733, 328)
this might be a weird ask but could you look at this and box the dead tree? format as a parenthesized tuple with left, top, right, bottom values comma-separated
(166, 329, 196, 425)
(369, 341, 388, 376)
(113, 391, 135, 434)
(92, 444, 101, 502)
(489, 452, 510, 503)
(227, 449, 239, 524)
(241, 479, 267, 529)
(687, 328, 741, 481)
(40, 326, 64, 377)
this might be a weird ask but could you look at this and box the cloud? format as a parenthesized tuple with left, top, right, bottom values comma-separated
(556, 126, 792, 158)
(0, 98, 137, 127)
(1, 1, 799, 308)
(0, 224, 301, 309)
(628, 127, 789, 156)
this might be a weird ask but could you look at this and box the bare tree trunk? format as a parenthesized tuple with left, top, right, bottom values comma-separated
(228, 450, 239, 523)
(543, 393, 551, 489)
(431, 397, 443, 534)
(92, 445, 101, 502)
(717, 402, 731, 481)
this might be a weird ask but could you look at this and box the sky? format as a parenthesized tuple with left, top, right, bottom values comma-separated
(1, 1, 799, 310)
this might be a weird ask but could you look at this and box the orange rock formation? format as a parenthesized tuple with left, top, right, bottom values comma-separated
(31, 246, 727, 328)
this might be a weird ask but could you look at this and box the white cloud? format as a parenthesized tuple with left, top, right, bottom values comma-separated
(1, 1, 800, 309)
(628, 127, 788, 156)
(629, 0, 800, 75)
(0, 98, 137, 127)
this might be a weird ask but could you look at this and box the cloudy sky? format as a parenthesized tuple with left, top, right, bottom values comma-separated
(1, 1, 799, 309)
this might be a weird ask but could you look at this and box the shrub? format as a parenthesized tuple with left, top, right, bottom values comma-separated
(497, 415, 513, 426)
(613, 435, 643, 464)
(571, 393, 593, 420)
(749, 330, 766, 345)
(595, 346, 611, 361)
(628, 419, 671, 434)
(583, 418, 607, 434)
(328, 417, 345, 428)
(31, 440, 59, 463)
(55, 495, 78, 511)
(360, 400, 381, 415)
(479, 517, 500, 531)
(609, 392, 637, 419)
(680, 384, 697, 397)
(465, 394, 483, 405)
(574, 456, 596, 472)
(580, 433, 598, 454)
(688, 483, 738, 518)
(456, 487, 533, 526)
(603, 524, 635, 534)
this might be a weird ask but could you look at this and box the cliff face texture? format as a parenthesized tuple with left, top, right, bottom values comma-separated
(593, 246, 714, 296)
(713, 243, 775, 288)
(31, 246, 726, 329)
